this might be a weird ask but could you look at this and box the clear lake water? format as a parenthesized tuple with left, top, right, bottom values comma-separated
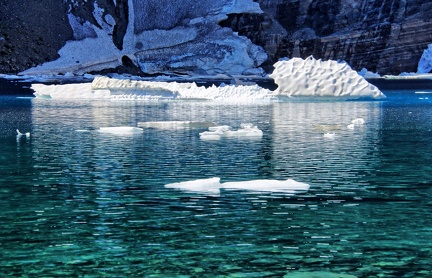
(0, 89, 431, 277)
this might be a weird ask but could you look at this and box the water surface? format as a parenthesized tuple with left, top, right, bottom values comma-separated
(0, 91, 431, 277)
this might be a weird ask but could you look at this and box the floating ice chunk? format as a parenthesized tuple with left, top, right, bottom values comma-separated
(138, 121, 215, 129)
(351, 118, 365, 125)
(323, 133, 336, 139)
(222, 178, 310, 193)
(208, 125, 231, 132)
(347, 118, 365, 129)
(164, 177, 310, 195)
(32, 76, 275, 102)
(16, 129, 31, 143)
(240, 123, 254, 129)
(16, 129, 30, 138)
(199, 123, 263, 139)
(270, 56, 386, 100)
(164, 177, 222, 195)
(199, 134, 222, 140)
(31, 82, 102, 99)
(98, 126, 143, 134)
(224, 126, 263, 137)
(30, 58, 387, 101)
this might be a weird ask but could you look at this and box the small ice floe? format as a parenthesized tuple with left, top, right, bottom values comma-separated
(222, 178, 310, 193)
(98, 126, 143, 135)
(199, 123, 263, 140)
(351, 118, 365, 125)
(16, 129, 31, 138)
(165, 177, 310, 196)
(323, 133, 336, 139)
(165, 177, 222, 195)
(138, 121, 215, 130)
(347, 118, 365, 129)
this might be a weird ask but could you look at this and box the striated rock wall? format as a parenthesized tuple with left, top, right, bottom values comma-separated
(224, 0, 432, 75)
(1, 0, 432, 75)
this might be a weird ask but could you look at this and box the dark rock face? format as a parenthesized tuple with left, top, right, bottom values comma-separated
(0, 0, 72, 73)
(1, 0, 432, 75)
(227, 0, 432, 75)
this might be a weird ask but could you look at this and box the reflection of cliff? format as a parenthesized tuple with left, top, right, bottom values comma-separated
(1, 0, 432, 75)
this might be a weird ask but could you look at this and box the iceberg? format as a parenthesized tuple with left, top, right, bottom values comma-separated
(30, 57, 386, 101)
(164, 177, 310, 196)
(32, 76, 275, 102)
(270, 56, 386, 100)
(31, 83, 102, 99)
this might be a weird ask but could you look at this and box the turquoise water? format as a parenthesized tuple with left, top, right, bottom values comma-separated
(0, 91, 431, 277)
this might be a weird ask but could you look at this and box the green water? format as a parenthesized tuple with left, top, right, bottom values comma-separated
(0, 92, 431, 277)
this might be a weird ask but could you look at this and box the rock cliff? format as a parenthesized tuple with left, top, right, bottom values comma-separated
(1, 0, 431, 76)
(225, 0, 432, 75)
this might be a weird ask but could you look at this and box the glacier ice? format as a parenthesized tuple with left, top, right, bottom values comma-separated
(164, 177, 310, 196)
(31, 83, 101, 99)
(20, 0, 267, 76)
(30, 57, 386, 101)
(32, 76, 275, 102)
(418, 44, 432, 74)
(270, 56, 386, 100)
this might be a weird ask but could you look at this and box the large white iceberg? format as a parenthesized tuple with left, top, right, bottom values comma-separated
(270, 56, 386, 100)
(31, 76, 275, 102)
(164, 177, 310, 196)
(30, 57, 386, 101)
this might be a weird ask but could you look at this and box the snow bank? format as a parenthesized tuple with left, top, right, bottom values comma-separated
(164, 177, 310, 196)
(270, 57, 386, 100)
